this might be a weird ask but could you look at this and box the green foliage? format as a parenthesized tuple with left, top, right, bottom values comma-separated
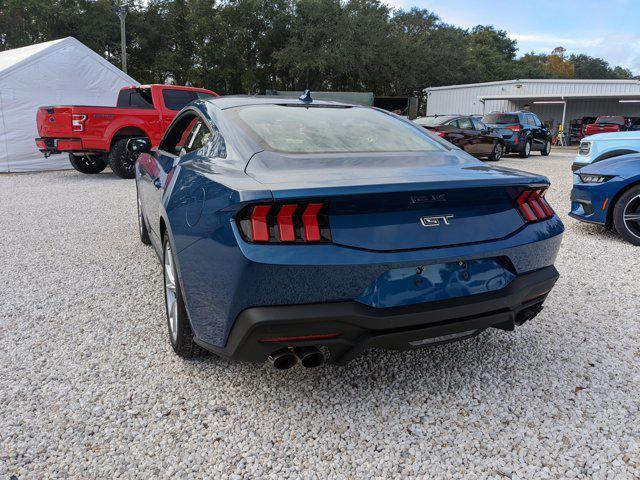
(0, 0, 635, 95)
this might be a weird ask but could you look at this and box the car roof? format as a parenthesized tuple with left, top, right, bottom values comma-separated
(203, 95, 354, 110)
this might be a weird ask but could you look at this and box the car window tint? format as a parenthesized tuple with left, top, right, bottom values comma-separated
(471, 118, 486, 130)
(129, 90, 154, 108)
(163, 89, 198, 111)
(532, 115, 542, 127)
(457, 117, 474, 129)
(482, 113, 519, 124)
(229, 105, 440, 154)
(116, 89, 153, 108)
(160, 113, 198, 154)
(448, 119, 460, 128)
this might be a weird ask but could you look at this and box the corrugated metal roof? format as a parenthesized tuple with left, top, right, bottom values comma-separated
(426, 78, 640, 92)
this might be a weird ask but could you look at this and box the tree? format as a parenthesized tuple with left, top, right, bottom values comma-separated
(0, 0, 636, 93)
(464, 25, 517, 82)
(544, 46, 575, 78)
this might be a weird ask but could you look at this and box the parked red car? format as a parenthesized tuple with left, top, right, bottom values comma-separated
(36, 84, 217, 178)
(584, 116, 631, 137)
(569, 116, 597, 144)
(413, 115, 505, 160)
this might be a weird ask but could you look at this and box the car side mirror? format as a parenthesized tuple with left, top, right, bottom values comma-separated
(127, 137, 151, 154)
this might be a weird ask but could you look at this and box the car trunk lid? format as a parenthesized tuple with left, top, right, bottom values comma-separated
(245, 151, 548, 251)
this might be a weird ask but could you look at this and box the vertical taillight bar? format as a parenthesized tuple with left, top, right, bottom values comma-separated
(239, 202, 330, 243)
(302, 203, 323, 241)
(277, 204, 298, 241)
(250, 205, 271, 242)
(515, 188, 554, 223)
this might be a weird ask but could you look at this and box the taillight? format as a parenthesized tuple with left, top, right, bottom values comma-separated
(506, 125, 521, 132)
(435, 131, 446, 137)
(515, 188, 554, 223)
(71, 114, 87, 132)
(238, 202, 331, 243)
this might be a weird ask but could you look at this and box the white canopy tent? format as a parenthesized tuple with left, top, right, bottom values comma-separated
(0, 37, 138, 173)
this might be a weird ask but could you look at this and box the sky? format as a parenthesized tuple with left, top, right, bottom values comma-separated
(383, 0, 640, 75)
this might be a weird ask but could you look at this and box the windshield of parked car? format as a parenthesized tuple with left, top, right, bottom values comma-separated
(229, 105, 441, 154)
(596, 116, 625, 125)
(482, 113, 519, 124)
(413, 116, 453, 126)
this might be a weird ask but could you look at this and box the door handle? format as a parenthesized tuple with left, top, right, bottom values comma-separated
(153, 178, 162, 190)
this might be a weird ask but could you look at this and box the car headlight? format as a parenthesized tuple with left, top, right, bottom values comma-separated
(579, 174, 612, 183)
(578, 142, 591, 155)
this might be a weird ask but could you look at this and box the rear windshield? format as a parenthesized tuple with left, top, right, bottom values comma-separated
(482, 113, 519, 125)
(117, 88, 154, 109)
(229, 105, 440, 154)
(413, 116, 453, 126)
(596, 116, 625, 125)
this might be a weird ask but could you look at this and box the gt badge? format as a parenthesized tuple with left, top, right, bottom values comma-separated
(420, 214, 454, 227)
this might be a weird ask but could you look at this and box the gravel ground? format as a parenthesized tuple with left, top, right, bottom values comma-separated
(1, 151, 638, 479)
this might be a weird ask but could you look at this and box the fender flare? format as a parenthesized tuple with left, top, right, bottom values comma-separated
(606, 176, 640, 226)
(594, 149, 639, 164)
(106, 120, 153, 149)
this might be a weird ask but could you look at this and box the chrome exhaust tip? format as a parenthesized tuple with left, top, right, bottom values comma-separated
(268, 349, 298, 370)
(293, 346, 325, 368)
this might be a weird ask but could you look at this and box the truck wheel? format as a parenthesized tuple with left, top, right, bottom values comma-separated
(612, 185, 640, 246)
(68, 153, 107, 174)
(108, 138, 139, 179)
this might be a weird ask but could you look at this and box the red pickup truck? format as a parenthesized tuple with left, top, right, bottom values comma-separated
(584, 116, 631, 137)
(36, 84, 217, 178)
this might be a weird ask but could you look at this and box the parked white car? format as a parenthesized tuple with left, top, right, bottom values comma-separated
(572, 131, 640, 171)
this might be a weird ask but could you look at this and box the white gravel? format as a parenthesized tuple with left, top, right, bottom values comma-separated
(1, 151, 639, 479)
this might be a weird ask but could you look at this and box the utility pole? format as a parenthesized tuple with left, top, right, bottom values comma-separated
(114, 5, 129, 74)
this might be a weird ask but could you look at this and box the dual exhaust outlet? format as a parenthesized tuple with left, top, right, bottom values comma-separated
(268, 346, 325, 370)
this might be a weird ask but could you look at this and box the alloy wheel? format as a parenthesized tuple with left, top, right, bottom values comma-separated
(495, 143, 502, 160)
(164, 242, 178, 343)
(622, 194, 640, 240)
(525, 141, 531, 156)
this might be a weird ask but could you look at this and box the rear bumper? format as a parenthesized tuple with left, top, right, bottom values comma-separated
(36, 137, 82, 155)
(36, 137, 105, 156)
(196, 265, 559, 365)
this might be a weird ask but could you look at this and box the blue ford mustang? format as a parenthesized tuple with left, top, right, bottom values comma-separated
(570, 153, 640, 245)
(133, 96, 564, 369)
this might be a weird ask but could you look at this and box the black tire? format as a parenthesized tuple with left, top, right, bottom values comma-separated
(540, 140, 551, 156)
(136, 183, 151, 245)
(68, 153, 108, 174)
(612, 184, 640, 246)
(488, 142, 503, 161)
(108, 138, 140, 179)
(162, 234, 205, 357)
(518, 139, 531, 158)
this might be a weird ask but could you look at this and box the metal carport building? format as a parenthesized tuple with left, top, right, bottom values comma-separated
(425, 79, 640, 131)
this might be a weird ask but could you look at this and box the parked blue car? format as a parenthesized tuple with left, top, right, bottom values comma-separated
(482, 111, 552, 158)
(133, 95, 564, 369)
(572, 131, 640, 172)
(570, 153, 640, 245)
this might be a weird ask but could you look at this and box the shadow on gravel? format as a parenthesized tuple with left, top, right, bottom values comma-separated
(177, 326, 559, 407)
